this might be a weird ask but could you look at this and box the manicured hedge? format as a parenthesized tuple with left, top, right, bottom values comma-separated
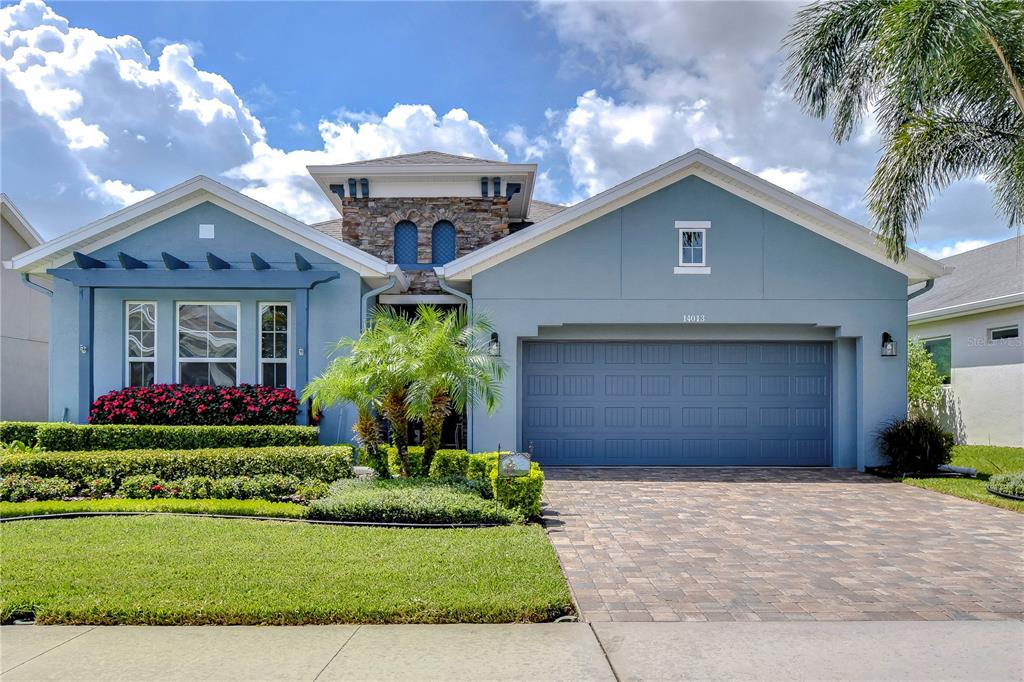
(0, 422, 320, 451)
(387, 445, 427, 478)
(0, 475, 75, 502)
(0, 498, 307, 519)
(426, 449, 544, 518)
(307, 478, 523, 525)
(89, 384, 298, 425)
(989, 471, 1024, 498)
(0, 445, 353, 485)
(491, 464, 545, 519)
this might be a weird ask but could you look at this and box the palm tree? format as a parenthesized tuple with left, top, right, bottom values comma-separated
(404, 305, 506, 473)
(784, 0, 1023, 260)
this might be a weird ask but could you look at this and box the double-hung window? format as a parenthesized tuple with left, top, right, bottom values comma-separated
(176, 303, 239, 387)
(259, 303, 290, 389)
(674, 221, 710, 274)
(125, 302, 156, 387)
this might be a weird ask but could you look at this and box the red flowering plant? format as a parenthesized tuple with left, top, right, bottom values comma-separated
(89, 384, 298, 426)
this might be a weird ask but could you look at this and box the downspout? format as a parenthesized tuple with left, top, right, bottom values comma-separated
(361, 275, 398, 331)
(907, 279, 934, 300)
(436, 268, 475, 452)
(21, 273, 53, 297)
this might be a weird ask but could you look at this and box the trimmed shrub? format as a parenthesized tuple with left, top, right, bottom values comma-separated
(176, 476, 214, 499)
(386, 445, 427, 478)
(491, 463, 545, 519)
(89, 384, 298, 425)
(84, 477, 116, 499)
(208, 476, 250, 500)
(119, 474, 167, 499)
(428, 449, 470, 479)
(989, 472, 1024, 498)
(877, 416, 954, 474)
(36, 423, 319, 451)
(0, 422, 41, 446)
(0, 475, 76, 502)
(1, 445, 353, 485)
(295, 479, 331, 502)
(307, 478, 523, 524)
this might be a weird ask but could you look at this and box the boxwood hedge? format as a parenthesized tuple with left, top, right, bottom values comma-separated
(0, 422, 319, 451)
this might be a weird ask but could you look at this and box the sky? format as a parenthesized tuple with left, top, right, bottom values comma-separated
(0, 0, 1014, 258)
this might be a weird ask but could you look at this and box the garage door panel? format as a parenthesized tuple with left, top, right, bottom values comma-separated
(523, 341, 832, 466)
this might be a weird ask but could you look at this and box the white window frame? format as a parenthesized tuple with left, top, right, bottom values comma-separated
(175, 301, 241, 386)
(988, 325, 1019, 342)
(258, 301, 292, 389)
(125, 301, 157, 388)
(673, 220, 711, 275)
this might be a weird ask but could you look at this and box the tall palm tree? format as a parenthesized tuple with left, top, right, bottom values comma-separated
(405, 305, 506, 472)
(784, 0, 1023, 260)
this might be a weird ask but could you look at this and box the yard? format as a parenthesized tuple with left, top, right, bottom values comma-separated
(899, 445, 1024, 512)
(0, 515, 573, 625)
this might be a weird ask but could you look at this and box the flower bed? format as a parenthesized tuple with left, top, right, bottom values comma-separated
(89, 384, 298, 425)
(0, 422, 319, 450)
(988, 471, 1024, 499)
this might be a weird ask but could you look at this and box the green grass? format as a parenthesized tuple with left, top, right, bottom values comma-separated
(0, 516, 572, 625)
(0, 498, 307, 519)
(900, 445, 1024, 512)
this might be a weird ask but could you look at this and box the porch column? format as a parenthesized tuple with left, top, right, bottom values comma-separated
(76, 285, 94, 423)
(294, 288, 309, 425)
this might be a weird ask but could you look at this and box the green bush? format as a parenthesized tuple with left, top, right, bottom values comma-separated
(84, 477, 116, 499)
(307, 478, 523, 524)
(36, 423, 320, 451)
(0, 475, 76, 502)
(386, 445, 427, 478)
(877, 415, 954, 474)
(428, 449, 470, 478)
(491, 463, 545, 519)
(0, 422, 42, 446)
(1, 445, 353, 485)
(295, 479, 331, 502)
(116, 474, 325, 502)
(989, 471, 1024, 498)
(0, 498, 307, 519)
(176, 476, 213, 499)
(119, 474, 166, 499)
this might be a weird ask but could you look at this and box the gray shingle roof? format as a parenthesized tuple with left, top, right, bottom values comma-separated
(526, 200, 568, 223)
(908, 236, 1024, 315)
(310, 217, 344, 241)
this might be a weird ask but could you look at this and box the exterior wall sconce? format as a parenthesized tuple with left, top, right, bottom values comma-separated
(488, 332, 501, 357)
(881, 332, 897, 357)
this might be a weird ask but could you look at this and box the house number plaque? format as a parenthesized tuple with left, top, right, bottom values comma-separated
(682, 314, 706, 323)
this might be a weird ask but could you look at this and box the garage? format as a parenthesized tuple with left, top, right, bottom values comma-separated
(521, 340, 832, 466)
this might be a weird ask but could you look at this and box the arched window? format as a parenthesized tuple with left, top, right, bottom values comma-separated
(431, 221, 456, 265)
(393, 221, 418, 264)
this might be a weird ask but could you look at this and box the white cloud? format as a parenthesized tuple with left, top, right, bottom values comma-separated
(918, 239, 990, 259)
(90, 178, 155, 206)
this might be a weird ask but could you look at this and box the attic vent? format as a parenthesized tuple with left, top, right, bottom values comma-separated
(199, 224, 215, 239)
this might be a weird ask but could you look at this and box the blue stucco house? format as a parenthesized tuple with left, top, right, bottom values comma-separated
(8, 150, 949, 469)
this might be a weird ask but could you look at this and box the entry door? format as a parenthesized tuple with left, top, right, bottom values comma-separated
(521, 341, 832, 466)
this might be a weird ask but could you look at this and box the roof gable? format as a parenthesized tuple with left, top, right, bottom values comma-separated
(8, 176, 405, 287)
(0, 193, 43, 248)
(440, 149, 950, 285)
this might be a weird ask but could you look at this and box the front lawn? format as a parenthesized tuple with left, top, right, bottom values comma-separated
(899, 445, 1024, 512)
(0, 497, 307, 518)
(0, 516, 572, 625)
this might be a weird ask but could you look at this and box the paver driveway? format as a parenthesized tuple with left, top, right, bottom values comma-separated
(543, 468, 1023, 623)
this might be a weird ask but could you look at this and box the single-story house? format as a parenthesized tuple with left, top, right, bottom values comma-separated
(908, 237, 1023, 447)
(1, 193, 49, 421)
(6, 149, 950, 469)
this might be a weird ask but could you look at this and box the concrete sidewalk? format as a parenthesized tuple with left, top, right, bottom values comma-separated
(1, 621, 1022, 681)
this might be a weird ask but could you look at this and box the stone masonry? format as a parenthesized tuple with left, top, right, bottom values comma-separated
(340, 196, 510, 293)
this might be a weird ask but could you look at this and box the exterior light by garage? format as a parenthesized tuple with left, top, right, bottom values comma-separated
(488, 332, 501, 357)
(881, 332, 897, 357)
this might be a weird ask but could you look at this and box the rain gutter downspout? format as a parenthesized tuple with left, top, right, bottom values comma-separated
(21, 273, 53, 297)
(436, 268, 474, 452)
(907, 279, 934, 300)
(361, 275, 398, 331)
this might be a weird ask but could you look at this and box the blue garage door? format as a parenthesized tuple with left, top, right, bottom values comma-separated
(521, 341, 832, 466)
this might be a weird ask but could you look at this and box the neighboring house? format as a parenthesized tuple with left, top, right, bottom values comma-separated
(6, 149, 949, 469)
(908, 238, 1023, 447)
(0, 194, 49, 421)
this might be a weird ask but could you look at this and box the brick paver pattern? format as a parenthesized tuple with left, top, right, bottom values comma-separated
(543, 468, 1023, 624)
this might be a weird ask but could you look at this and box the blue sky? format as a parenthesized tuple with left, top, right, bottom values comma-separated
(2, 0, 1013, 257)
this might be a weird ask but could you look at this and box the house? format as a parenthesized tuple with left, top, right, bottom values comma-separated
(1, 194, 49, 421)
(6, 149, 950, 469)
(908, 237, 1023, 447)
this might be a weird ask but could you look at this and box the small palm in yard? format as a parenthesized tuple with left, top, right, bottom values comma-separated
(405, 305, 506, 472)
(785, 0, 1023, 260)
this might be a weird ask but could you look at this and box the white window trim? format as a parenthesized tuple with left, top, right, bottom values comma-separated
(258, 301, 293, 389)
(175, 301, 241, 386)
(988, 324, 1019, 341)
(674, 220, 711, 274)
(125, 301, 157, 388)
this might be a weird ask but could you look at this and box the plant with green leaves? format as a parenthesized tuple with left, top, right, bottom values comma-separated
(907, 337, 946, 415)
(785, 0, 1023, 260)
(405, 305, 506, 473)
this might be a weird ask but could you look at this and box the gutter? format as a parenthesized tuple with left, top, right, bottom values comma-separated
(20, 273, 53, 297)
(360, 275, 398, 331)
(907, 279, 934, 300)
(436, 268, 475, 452)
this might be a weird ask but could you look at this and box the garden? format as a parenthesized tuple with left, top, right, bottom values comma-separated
(0, 305, 573, 625)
